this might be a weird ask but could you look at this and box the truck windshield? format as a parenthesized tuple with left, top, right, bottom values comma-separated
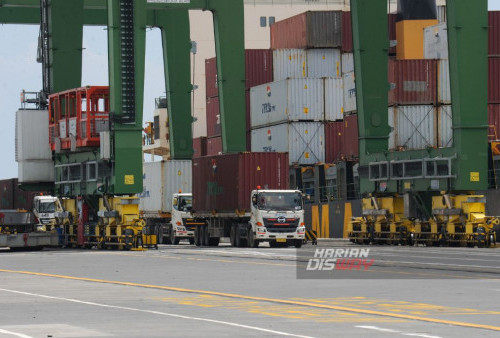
(39, 202, 56, 213)
(178, 196, 192, 211)
(257, 192, 302, 211)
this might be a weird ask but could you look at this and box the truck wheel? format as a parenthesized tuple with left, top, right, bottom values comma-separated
(247, 228, 258, 248)
(189, 238, 195, 245)
(202, 226, 210, 246)
(170, 229, 180, 245)
(269, 240, 277, 248)
(235, 226, 242, 247)
(294, 239, 302, 249)
(209, 237, 220, 246)
(194, 227, 201, 246)
(230, 226, 237, 247)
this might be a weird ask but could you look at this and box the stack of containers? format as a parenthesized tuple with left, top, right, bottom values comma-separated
(204, 50, 273, 155)
(251, 11, 344, 165)
(488, 11, 500, 141)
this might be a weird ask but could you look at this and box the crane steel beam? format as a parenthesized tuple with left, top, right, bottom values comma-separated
(156, 10, 193, 159)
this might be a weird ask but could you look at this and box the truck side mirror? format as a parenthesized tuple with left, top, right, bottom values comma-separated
(252, 195, 257, 205)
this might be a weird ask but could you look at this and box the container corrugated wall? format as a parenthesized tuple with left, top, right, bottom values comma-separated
(245, 49, 273, 89)
(206, 136, 222, 156)
(206, 96, 221, 138)
(140, 161, 163, 212)
(489, 11, 500, 56)
(324, 77, 344, 121)
(341, 53, 354, 74)
(0, 178, 15, 210)
(164, 160, 192, 212)
(342, 11, 353, 52)
(250, 79, 324, 128)
(251, 122, 325, 165)
(270, 11, 342, 49)
(325, 121, 344, 162)
(307, 49, 341, 78)
(388, 107, 395, 150)
(192, 153, 289, 213)
(489, 57, 500, 103)
(193, 137, 207, 158)
(16, 110, 51, 161)
(273, 49, 307, 81)
(424, 23, 448, 60)
(393, 105, 436, 150)
(205, 58, 218, 99)
(343, 114, 359, 159)
(392, 59, 437, 105)
(488, 104, 500, 140)
(438, 105, 453, 148)
(343, 72, 356, 113)
(438, 59, 451, 104)
(437, 6, 447, 23)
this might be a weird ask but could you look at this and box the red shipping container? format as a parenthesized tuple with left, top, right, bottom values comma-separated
(489, 57, 500, 103)
(489, 11, 500, 56)
(205, 50, 273, 99)
(205, 58, 218, 99)
(388, 57, 396, 105)
(193, 137, 207, 158)
(343, 114, 359, 160)
(206, 136, 222, 156)
(341, 12, 397, 54)
(488, 104, 500, 141)
(206, 96, 221, 138)
(325, 122, 344, 162)
(192, 152, 289, 213)
(391, 59, 437, 105)
(0, 178, 15, 210)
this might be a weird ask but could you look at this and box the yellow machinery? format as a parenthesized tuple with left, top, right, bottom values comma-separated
(349, 194, 498, 247)
(348, 196, 415, 245)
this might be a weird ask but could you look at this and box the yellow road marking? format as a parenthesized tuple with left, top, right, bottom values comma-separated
(1, 269, 500, 332)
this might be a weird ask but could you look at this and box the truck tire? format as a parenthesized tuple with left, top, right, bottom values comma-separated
(194, 227, 201, 246)
(209, 237, 220, 246)
(294, 239, 302, 249)
(234, 226, 241, 247)
(170, 228, 180, 245)
(247, 228, 258, 248)
(230, 225, 237, 247)
(189, 238, 195, 245)
(202, 226, 210, 246)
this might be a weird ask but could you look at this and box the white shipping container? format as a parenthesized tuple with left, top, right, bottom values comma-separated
(251, 122, 325, 165)
(388, 106, 396, 150)
(393, 105, 437, 150)
(424, 23, 448, 60)
(324, 77, 344, 121)
(341, 53, 354, 74)
(437, 5, 447, 23)
(438, 105, 453, 148)
(273, 49, 307, 81)
(18, 160, 54, 183)
(343, 72, 357, 113)
(438, 59, 451, 104)
(139, 160, 192, 214)
(15, 110, 51, 161)
(250, 78, 324, 128)
(306, 49, 341, 78)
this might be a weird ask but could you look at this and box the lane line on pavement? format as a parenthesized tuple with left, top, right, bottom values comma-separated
(0, 288, 314, 338)
(0, 328, 34, 338)
(355, 325, 442, 338)
(1, 269, 500, 332)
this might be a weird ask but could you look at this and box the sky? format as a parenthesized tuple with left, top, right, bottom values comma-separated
(1, 1, 500, 180)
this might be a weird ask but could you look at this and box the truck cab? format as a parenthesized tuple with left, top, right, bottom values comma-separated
(248, 189, 306, 248)
(33, 195, 63, 226)
(167, 193, 196, 244)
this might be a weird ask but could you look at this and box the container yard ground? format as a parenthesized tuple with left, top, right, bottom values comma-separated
(0, 244, 499, 337)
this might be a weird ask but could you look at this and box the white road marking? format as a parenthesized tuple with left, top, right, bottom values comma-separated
(0, 288, 314, 338)
(0, 329, 33, 338)
(356, 325, 442, 338)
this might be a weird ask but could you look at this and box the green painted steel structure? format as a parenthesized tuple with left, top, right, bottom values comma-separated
(4, 0, 247, 195)
(351, 0, 489, 196)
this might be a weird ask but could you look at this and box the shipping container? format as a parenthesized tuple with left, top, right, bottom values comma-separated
(139, 161, 192, 214)
(325, 121, 344, 162)
(388, 106, 396, 150)
(272, 49, 307, 81)
(391, 59, 437, 105)
(206, 96, 221, 138)
(251, 122, 325, 165)
(392, 105, 436, 150)
(343, 114, 359, 159)
(270, 11, 342, 49)
(205, 50, 274, 98)
(437, 5, 447, 23)
(424, 23, 448, 60)
(192, 152, 289, 213)
(205, 58, 218, 99)
(488, 104, 500, 140)
(438, 59, 451, 104)
(206, 136, 222, 156)
(307, 49, 341, 78)
(341, 53, 354, 74)
(341, 11, 353, 52)
(343, 72, 356, 113)
(16, 110, 51, 161)
(250, 78, 324, 128)
(193, 137, 207, 158)
(324, 77, 344, 121)
(18, 160, 54, 183)
(0, 178, 15, 210)
(388, 13, 398, 55)
(489, 57, 500, 103)
(438, 105, 453, 148)
(489, 11, 500, 56)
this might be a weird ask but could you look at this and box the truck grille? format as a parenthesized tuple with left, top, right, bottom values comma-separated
(263, 218, 298, 233)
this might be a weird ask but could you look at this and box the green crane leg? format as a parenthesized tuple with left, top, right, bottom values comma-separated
(48, 0, 84, 93)
(157, 10, 193, 159)
(210, 0, 246, 153)
(447, 0, 488, 191)
(107, 0, 146, 194)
